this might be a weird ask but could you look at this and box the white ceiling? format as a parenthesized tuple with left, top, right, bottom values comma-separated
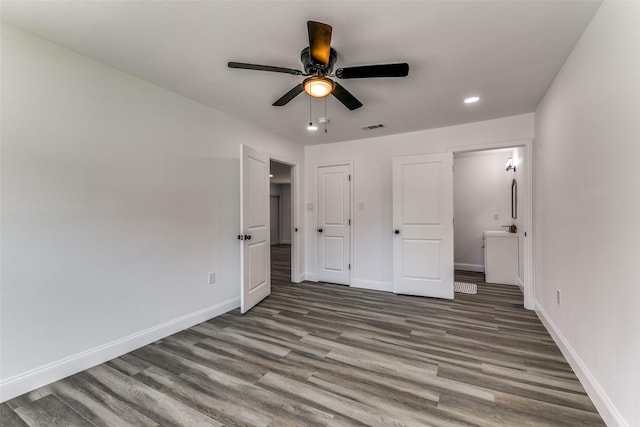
(270, 160, 292, 184)
(1, 1, 601, 146)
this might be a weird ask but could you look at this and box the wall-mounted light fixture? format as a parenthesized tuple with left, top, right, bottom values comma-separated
(506, 158, 516, 172)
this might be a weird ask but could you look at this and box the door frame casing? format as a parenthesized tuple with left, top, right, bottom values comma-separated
(313, 161, 354, 285)
(449, 139, 534, 310)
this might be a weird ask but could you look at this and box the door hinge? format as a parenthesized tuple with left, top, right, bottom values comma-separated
(348, 263, 351, 270)
(348, 174, 351, 181)
(348, 219, 351, 225)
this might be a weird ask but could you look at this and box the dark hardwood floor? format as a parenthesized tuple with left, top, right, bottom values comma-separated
(1, 245, 604, 426)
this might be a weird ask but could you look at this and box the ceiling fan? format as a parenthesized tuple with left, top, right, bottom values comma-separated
(228, 21, 409, 111)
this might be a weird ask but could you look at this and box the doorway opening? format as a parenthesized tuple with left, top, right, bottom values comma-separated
(453, 146, 528, 307)
(269, 160, 293, 284)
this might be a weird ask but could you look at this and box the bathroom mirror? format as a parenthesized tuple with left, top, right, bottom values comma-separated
(511, 178, 517, 219)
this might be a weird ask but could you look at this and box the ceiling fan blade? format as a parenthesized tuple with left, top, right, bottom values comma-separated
(228, 62, 303, 76)
(307, 21, 332, 65)
(272, 84, 305, 106)
(331, 82, 363, 110)
(336, 63, 409, 79)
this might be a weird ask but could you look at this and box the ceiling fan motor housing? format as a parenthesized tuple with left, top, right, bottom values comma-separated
(301, 47, 337, 75)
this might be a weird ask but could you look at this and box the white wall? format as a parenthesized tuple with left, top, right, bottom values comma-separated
(269, 183, 292, 244)
(270, 184, 281, 244)
(278, 184, 292, 244)
(453, 150, 515, 272)
(304, 114, 534, 291)
(270, 196, 280, 244)
(0, 25, 303, 401)
(534, 2, 640, 426)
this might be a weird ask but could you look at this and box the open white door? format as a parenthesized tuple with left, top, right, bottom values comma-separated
(392, 153, 454, 299)
(317, 164, 351, 285)
(240, 144, 270, 313)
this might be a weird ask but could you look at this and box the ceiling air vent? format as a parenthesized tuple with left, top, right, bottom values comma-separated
(361, 123, 385, 131)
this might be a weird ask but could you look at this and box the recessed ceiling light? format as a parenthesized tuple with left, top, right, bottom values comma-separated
(269, 174, 274, 178)
(464, 96, 480, 104)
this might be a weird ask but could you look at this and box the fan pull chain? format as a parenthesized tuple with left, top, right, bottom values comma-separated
(306, 95, 318, 131)
(324, 97, 328, 133)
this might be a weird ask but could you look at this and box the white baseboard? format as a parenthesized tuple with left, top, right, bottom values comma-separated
(455, 263, 484, 272)
(279, 239, 291, 245)
(302, 272, 316, 282)
(516, 277, 524, 294)
(535, 301, 628, 427)
(350, 278, 393, 292)
(0, 296, 239, 403)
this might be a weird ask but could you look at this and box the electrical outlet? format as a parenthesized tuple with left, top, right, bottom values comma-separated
(209, 272, 216, 285)
(556, 289, 561, 305)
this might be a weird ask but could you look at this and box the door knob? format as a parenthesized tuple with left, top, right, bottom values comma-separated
(318, 228, 323, 233)
(394, 229, 400, 234)
(244, 234, 252, 240)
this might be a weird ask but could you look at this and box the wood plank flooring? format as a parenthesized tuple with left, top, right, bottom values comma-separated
(1, 245, 604, 426)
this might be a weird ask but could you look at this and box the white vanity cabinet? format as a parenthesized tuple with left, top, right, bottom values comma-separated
(484, 230, 519, 285)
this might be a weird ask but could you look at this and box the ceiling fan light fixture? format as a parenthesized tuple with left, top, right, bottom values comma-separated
(229, 21, 407, 110)
(303, 76, 334, 98)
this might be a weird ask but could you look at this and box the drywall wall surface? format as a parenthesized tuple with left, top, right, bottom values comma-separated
(270, 183, 281, 196)
(535, 2, 640, 425)
(278, 184, 292, 244)
(304, 113, 534, 289)
(269, 184, 292, 244)
(453, 150, 514, 272)
(0, 25, 303, 399)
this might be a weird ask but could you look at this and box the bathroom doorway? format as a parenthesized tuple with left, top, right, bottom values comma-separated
(453, 145, 528, 306)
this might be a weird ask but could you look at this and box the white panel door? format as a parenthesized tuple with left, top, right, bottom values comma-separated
(240, 145, 270, 313)
(317, 164, 351, 285)
(393, 153, 454, 299)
